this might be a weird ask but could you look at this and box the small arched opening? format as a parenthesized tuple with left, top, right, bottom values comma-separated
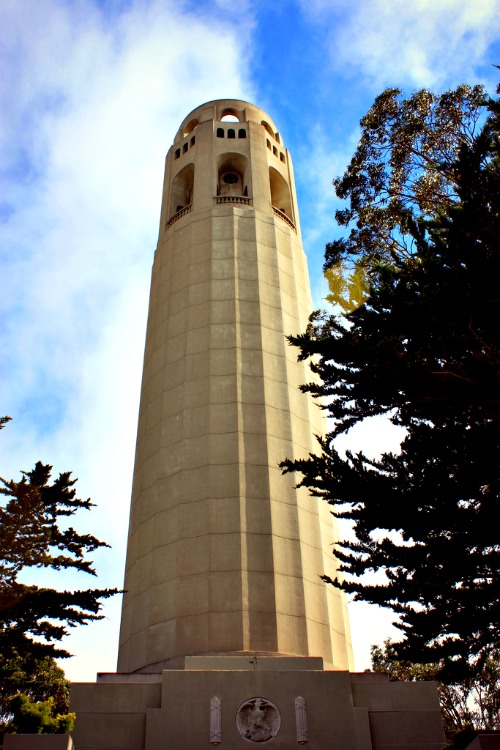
(216, 153, 249, 198)
(261, 121, 274, 139)
(221, 109, 240, 122)
(269, 166, 293, 221)
(169, 163, 194, 220)
(183, 118, 199, 137)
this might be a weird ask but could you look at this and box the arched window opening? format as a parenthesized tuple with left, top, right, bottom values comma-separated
(275, 133, 281, 144)
(269, 167, 293, 221)
(221, 109, 240, 122)
(216, 128, 224, 138)
(169, 163, 194, 220)
(183, 119, 199, 137)
(219, 170, 242, 196)
(261, 120, 274, 138)
(183, 143, 188, 153)
(174, 148, 181, 159)
(228, 129, 235, 139)
(273, 146, 278, 156)
(280, 152, 285, 163)
(190, 136, 195, 147)
(216, 153, 249, 199)
(266, 139, 271, 150)
(238, 129, 246, 139)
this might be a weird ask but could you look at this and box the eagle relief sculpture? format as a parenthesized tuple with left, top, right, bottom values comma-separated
(236, 697, 281, 742)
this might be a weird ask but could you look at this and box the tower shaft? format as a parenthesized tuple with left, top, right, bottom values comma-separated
(117, 100, 352, 673)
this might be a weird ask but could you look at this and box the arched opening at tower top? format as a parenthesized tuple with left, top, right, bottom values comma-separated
(221, 109, 240, 122)
(261, 120, 274, 138)
(216, 153, 249, 197)
(168, 163, 194, 219)
(269, 167, 293, 221)
(183, 118, 199, 136)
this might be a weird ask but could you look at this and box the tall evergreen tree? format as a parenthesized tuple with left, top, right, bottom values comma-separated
(281, 83, 500, 681)
(0, 453, 119, 662)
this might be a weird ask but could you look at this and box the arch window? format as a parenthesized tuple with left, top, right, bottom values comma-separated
(190, 136, 195, 147)
(183, 143, 188, 153)
(280, 152, 286, 163)
(221, 109, 240, 122)
(174, 148, 181, 159)
(216, 128, 224, 138)
(216, 153, 249, 199)
(228, 129, 235, 139)
(168, 163, 194, 220)
(266, 139, 271, 150)
(273, 146, 278, 156)
(238, 129, 246, 139)
(261, 120, 274, 138)
(275, 133, 281, 144)
(183, 118, 199, 137)
(269, 166, 293, 221)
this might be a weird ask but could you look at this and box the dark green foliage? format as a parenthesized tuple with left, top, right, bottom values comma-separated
(0, 653, 71, 732)
(371, 640, 500, 733)
(8, 693, 75, 735)
(281, 83, 500, 681)
(0, 458, 120, 661)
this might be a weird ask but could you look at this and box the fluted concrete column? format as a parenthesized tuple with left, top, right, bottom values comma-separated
(117, 100, 353, 673)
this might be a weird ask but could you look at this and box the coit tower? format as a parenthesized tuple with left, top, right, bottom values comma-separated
(117, 99, 353, 674)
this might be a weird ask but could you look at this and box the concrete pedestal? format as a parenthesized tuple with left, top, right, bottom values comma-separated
(70, 657, 445, 750)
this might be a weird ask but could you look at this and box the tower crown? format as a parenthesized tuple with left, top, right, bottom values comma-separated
(161, 99, 297, 234)
(174, 99, 281, 144)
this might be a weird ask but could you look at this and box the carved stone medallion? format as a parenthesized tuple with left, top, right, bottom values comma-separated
(235, 697, 281, 742)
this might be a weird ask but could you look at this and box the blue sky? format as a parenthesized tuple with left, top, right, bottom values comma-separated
(1, 0, 499, 682)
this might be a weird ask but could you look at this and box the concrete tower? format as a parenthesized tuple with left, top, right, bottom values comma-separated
(117, 99, 353, 673)
(69, 101, 445, 750)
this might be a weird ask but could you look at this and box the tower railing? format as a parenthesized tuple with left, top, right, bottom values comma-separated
(273, 206, 296, 230)
(166, 204, 192, 227)
(214, 196, 253, 206)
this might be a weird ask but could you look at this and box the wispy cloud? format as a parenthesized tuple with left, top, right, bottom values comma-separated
(299, 0, 500, 90)
(1, 0, 254, 680)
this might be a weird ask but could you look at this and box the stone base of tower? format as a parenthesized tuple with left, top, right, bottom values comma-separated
(70, 657, 445, 750)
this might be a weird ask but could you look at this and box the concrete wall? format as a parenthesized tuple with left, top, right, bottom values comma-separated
(71, 665, 446, 750)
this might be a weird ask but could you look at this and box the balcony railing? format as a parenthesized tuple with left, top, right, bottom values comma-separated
(273, 207, 296, 230)
(166, 204, 192, 227)
(214, 196, 253, 206)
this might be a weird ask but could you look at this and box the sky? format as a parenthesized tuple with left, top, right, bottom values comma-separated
(1, 0, 499, 683)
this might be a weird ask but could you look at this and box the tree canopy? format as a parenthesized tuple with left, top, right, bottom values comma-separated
(281, 82, 500, 681)
(0, 653, 73, 735)
(0, 447, 119, 662)
(371, 640, 500, 734)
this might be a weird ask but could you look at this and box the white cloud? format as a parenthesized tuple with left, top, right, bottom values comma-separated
(0, 0, 254, 681)
(299, 0, 500, 90)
